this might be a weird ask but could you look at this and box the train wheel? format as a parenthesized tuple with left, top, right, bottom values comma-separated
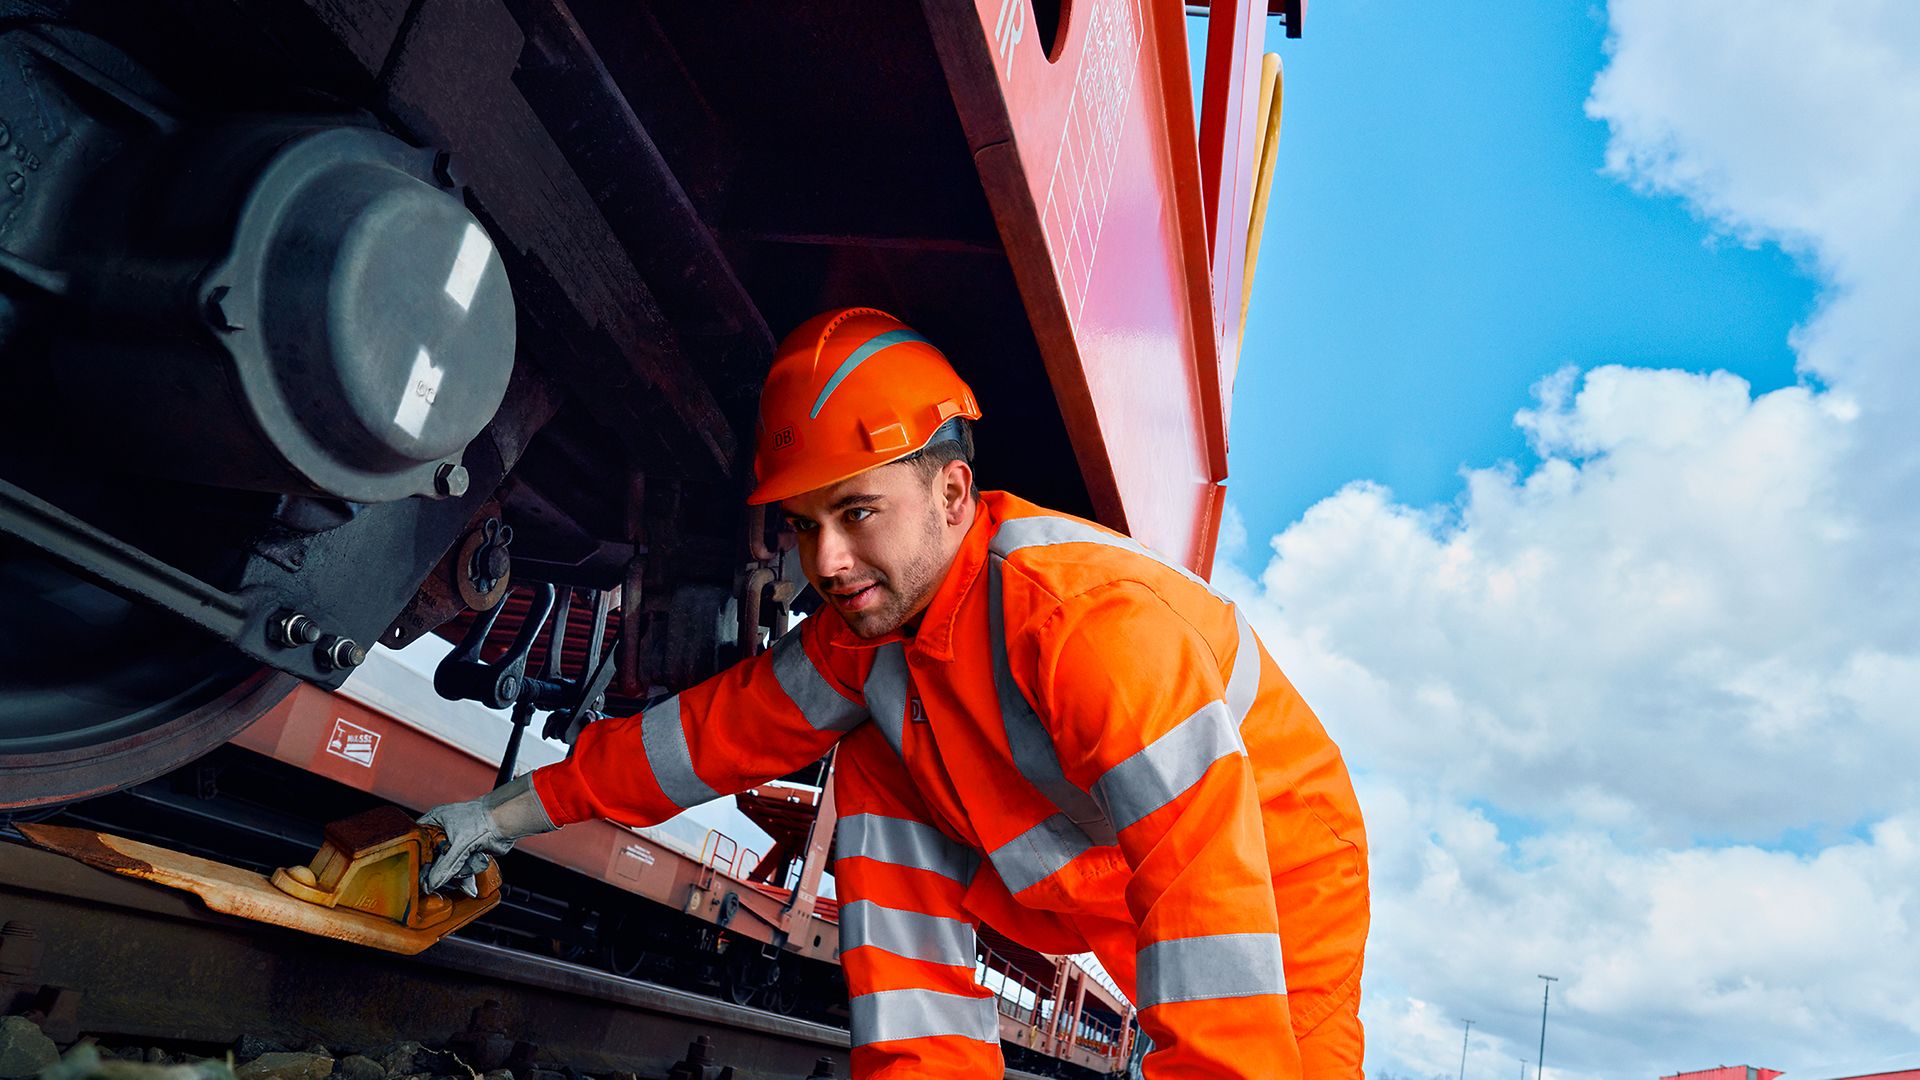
(765, 972, 801, 1017)
(724, 948, 776, 1010)
(722, 949, 802, 1016)
(722, 949, 762, 1007)
(0, 545, 299, 809)
(602, 912, 654, 979)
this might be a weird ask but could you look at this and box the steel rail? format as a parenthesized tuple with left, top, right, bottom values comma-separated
(0, 841, 1050, 1080)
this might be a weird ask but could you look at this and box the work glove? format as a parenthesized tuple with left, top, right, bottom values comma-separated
(417, 773, 558, 897)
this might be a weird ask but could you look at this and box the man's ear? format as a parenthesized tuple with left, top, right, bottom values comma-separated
(940, 459, 974, 525)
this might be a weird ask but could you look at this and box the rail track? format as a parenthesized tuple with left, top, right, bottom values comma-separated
(0, 840, 1051, 1080)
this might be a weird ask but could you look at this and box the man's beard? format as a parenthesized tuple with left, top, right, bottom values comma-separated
(839, 503, 949, 638)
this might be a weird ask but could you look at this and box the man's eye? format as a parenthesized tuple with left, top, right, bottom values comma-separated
(786, 518, 816, 533)
(845, 507, 874, 524)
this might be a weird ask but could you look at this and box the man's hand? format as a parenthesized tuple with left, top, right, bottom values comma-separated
(417, 773, 558, 896)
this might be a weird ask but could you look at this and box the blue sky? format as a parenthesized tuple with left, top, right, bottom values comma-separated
(1185, 4, 1920, 1075)
(1197, 5, 1818, 561)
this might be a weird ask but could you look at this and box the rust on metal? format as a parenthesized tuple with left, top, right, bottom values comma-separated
(18, 815, 499, 955)
(16, 824, 156, 875)
(323, 804, 418, 854)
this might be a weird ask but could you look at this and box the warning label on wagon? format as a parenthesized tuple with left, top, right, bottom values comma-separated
(326, 718, 381, 768)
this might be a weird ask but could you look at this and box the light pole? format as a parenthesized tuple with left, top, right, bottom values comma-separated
(1519, 1059, 1529, 1080)
(1537, 975, 1559, 1080)
(1458, 1019, 1475, 1080)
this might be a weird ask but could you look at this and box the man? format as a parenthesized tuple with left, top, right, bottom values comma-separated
(421, 308, 1370, 1078)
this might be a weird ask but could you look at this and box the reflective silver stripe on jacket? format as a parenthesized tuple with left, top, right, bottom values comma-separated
(993, 512, 1264, 724)
(986, 556, 1116, 846)
(1092, 700, 1245, 832)
(849, 987, 1001, 1046)
(988, 811, 1097, 895)
(981, 511, 1267, 894)
(639, 697, 718, 808)
(1137, 932, 1287, 1008)
(990, 514, 1219, 595)
(863, 642, 911, 755)
(770, 630, 867, 732)
(839, 899, 977, 968)
(836, 813, 975, 883)
(1224, 608, 1261, 723)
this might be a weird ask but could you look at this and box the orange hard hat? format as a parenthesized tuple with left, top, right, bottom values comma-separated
(748, 308, 982, 505)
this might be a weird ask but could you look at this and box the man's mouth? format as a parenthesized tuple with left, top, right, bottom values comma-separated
(829, 582, 881, 612)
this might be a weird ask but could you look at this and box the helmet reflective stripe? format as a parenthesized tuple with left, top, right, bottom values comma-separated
(809, 328, 933, 419)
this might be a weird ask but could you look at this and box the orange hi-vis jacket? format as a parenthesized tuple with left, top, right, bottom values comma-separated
(533, 492, 1370, 1078)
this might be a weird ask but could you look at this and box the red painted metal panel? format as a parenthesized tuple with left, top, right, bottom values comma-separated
(925, 0, 1254, 573)
(1662, 1067, 1784, 1080)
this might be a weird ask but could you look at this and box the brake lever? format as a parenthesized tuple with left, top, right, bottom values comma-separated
(543, 630, 620, 743)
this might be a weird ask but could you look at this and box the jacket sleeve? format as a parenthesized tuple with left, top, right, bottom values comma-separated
(1029, 581, 1299, 1080)
(532, 616, 867, 827)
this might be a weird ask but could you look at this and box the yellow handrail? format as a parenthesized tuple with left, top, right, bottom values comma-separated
(1240, 51, 1284, 351)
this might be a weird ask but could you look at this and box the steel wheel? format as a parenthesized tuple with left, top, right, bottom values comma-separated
(723, 947, 770, 1008)
(0, 542, 299, 809)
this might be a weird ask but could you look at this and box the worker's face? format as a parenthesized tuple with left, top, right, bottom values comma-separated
(781, 457, 975, 639)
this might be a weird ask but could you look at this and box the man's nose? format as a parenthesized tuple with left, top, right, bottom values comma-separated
(811, 526, 855, 579)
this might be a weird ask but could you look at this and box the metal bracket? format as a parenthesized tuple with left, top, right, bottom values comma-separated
(543, 627, 621, 744)
(0, 477, 248, 642)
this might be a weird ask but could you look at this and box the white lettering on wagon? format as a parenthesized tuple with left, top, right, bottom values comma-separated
(325, 717, 381, 768)
(994, 0, 1025, 81)
(1039, 0, 1142, 329)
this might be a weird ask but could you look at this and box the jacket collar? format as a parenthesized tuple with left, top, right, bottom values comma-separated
(817, 491, 999, 661)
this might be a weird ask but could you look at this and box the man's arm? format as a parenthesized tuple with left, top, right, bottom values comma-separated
(421, 618, 865, 892)
(534, 616, 867, 826)
(1027, 581, 1300, 1079)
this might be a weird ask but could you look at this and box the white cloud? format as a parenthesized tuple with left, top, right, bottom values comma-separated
(1224, 365, 1913, 844)
(1218, 3, 1920, 1075)
(1587, 0, 1920, 425)
(1357, 787, 1920, 1079)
